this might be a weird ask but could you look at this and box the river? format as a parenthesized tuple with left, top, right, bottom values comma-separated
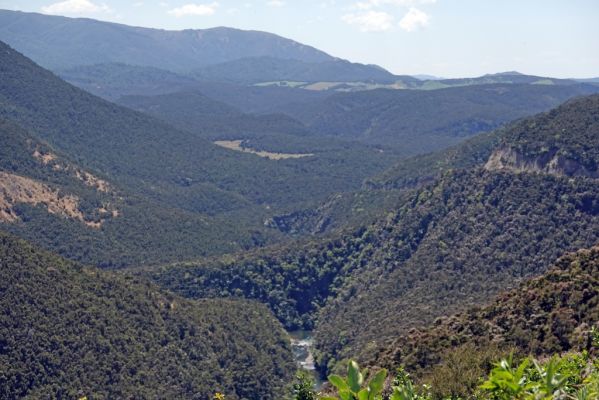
(288, 330, 324, 389)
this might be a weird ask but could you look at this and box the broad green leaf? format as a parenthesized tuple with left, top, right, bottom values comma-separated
(390, 387, 409, 400)
(338, 390, 352, 400)
(348, 360, 363, 392)
(329, 374, 349, 392)
(368, 368, 387, 397)
(357, 388, 370, 400)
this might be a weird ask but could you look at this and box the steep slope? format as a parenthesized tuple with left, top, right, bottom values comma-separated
(58, 63, 201, 99)
(116, 90, 400, 180)
(267, 131, 502, 236)
(117, 90, 310, 140)
(0, 40, 399, 265)
(486, 94, 599, 177)
(373, 244, 599, 373)
(312, 95, 599, 371)
(0, 232, 295, 399)
(0, 117, 274, 267)
(0, 10, 332, 71)
(313, 169, 599, 372)
(276, 84, 599, 153)
(145, 94, 599, 375)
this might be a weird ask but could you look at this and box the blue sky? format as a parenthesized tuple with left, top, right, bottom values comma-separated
(2, 0, 598, 78)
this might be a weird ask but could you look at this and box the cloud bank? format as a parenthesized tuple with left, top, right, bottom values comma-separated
(168, 2, 219, 17)
(41, 0, 111, 15)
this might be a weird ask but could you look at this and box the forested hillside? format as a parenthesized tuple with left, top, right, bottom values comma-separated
(0, 40, 399, 266)
(353, 244, 599, 399)
(146, 94, 599, 376)
(2, 5, 598, 399)
(190, 56, 400, 84)
(287, 95, 599, 235)
(117, 90, 310, 140)
(276, 83, 599, 153)
(373, 244, 599, 375)
(0, 232, 295, 399)
(58, 63, 332, 110)
(0, 117, 274, 266)
(116, 90, 402, 165)
(58, 63, 201, 99)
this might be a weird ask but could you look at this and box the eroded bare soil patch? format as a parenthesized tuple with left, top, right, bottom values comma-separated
(0, 172, 116, 228)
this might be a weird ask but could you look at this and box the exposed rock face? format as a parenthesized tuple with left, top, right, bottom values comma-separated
(32, 149, 113, 193)
(485, 146, 599, 178)
(0, 172, 116, 228)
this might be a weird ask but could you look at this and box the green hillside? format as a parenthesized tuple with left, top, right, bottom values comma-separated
(117, 90, 311, 140)
(288, 94, 599, 235)
(0, 115, 282, 267)
(145, 94, 599, 377)
(58, 63, 331, 113)
(190, 56, 401, 84)
(276, 84, 599, 153)
(373, 244, 599, 374)
(58, 63, 201, 100)
(0, 39, 395, 212)
(0, 40, 400, 266)
(0, 232, 295, 399)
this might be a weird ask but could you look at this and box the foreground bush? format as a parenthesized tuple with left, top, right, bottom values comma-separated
(309, 348, 599, 400)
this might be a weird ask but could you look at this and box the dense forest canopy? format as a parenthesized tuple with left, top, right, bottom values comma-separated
(0, 9, 598, 399)
(146, 94, 599, 376)
(0, 231, 295, 399)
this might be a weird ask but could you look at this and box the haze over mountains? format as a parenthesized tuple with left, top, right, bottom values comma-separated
(0, 9, 396, 84)
(1, 7, 598, 399)
(0, 10, 332, 69)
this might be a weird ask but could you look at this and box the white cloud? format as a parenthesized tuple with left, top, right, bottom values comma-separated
(342, 11, 394, 32)
(398, 7, 429, 31)
(41, 0, 111, 15)
(353, 0, 435, 9)
(167, 2, 218, 17)
(267, 0, 285, 6)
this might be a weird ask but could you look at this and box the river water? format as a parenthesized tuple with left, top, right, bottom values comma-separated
(288, 330, 324, 389)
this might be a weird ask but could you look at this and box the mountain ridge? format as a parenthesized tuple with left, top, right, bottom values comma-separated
(143, 94, 599, 376)
(0, 9, 341, 71)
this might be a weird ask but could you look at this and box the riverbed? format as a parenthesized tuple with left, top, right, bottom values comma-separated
(288, 330, 324, 389)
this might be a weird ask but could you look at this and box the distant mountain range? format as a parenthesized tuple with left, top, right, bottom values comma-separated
(0, 9, 397, 83)
(0, 10, 331, 70)
(2, 10, 595, 90)
(412, 74, 445, 80)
